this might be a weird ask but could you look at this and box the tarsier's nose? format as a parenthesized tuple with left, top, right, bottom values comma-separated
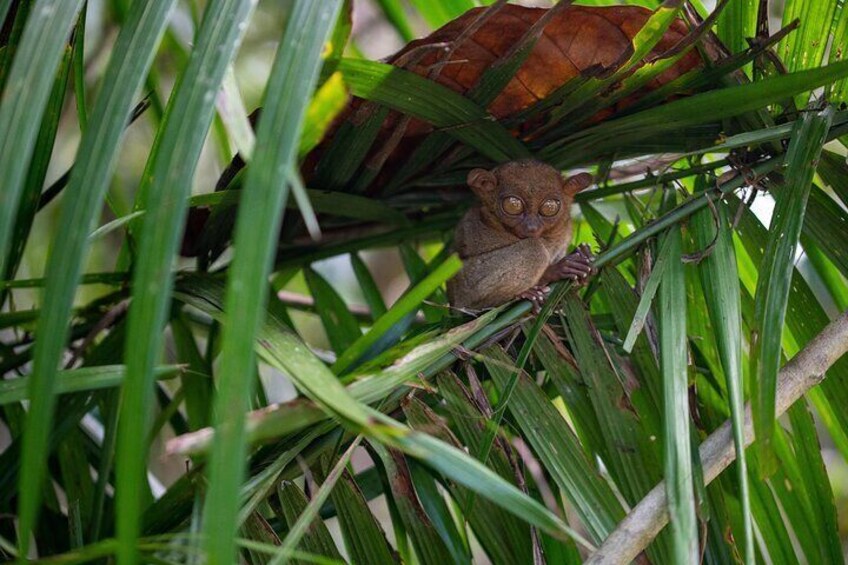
(522, 219, 544, 238)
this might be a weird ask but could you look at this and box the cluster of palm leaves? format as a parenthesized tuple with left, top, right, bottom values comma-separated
(1, 0, 848, 563)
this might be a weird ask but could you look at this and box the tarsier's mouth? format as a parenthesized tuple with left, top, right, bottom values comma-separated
(512, 221, 545, 239)
(515, 227, 544, 239)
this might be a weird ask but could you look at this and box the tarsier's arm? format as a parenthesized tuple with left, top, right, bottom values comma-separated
(447, 238, 551, 310)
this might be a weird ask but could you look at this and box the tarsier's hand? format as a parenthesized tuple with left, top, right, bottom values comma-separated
(543, 244, 595, 286)
(517, 285, 551, 314)
(518, 245, 595, 312)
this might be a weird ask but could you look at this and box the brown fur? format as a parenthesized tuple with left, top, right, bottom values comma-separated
(447, 160, 592, 309)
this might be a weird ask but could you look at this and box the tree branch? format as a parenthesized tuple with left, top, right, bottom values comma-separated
(587, 309, 848, 565)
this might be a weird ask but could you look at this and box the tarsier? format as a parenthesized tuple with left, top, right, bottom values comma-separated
(447, 160, 595, 311)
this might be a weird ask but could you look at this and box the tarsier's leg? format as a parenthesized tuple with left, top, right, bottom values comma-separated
(540, 244, 595, 286)
(448, 240, 550, 310)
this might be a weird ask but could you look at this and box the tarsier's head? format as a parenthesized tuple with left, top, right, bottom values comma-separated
(467, 159, 593, 239)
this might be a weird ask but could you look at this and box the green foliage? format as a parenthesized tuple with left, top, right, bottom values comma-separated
(657, 195, 697, 563)
(750, 107, 833, 474)
(2, 0, 848, 563)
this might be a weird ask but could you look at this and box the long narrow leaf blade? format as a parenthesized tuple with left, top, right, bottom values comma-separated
(332, 254, 461, 374)
(0, 365, 181, 405)
(751, 105, 833, 473)
(406, 387, 533, 565)
(369, 442, 457, 565)
(304, 267, 363, 355)
(382, 412, 594, 551)
(716, 0, 757, 58)
(337, 57, 530, 161)
(481, 346, 625, 543)
(0, 1, 11, 27)
(15, 1, 171, 556)
(0, 0, 82, 277)
(542, 61, 848, 166)
(691, 182, 753, 563)
(202, 3, 343, 564)
(623, 234, 673, 352)
(328, 469, 399, 564)
(3, 40, 72, 289)
(274, 460, 351, 564)
(658, 218, 698, 562)
(117, 2, 255, 563)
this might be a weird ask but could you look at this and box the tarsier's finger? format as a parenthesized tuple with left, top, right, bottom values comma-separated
(563, 259, 594, 274)
(577, 244, 595, 260)
(570, 248, 592, 259)
(519, 287, 548, 302)
(518, 291, 546, 313)
(566, 255, 593, 268)
(560, 266, 592, 279)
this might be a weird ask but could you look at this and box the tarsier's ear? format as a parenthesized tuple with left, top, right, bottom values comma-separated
(467, 168, 497, 198)
(562, 172, 593, 197)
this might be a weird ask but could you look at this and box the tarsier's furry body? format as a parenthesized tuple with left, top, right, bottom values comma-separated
(447, 160, 594, 310)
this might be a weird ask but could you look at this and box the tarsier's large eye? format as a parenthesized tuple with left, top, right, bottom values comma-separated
(539, 199, 561, 217)
(502, 196, 524, 215)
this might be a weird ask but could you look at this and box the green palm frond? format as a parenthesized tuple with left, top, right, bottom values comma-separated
(2, 1, 848, 563)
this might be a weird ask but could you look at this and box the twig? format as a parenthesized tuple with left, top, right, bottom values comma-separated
(586, 309, 848, 565)
(511, 436, 561, 520)
(603, 155, 684, 182)
(681, 190, 720, 263)
(64, 299, 129, 369)
(37, 96, 152, 211)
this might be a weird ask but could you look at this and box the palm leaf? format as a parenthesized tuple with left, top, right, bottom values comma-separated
(751, 105, 833, 474)
(116, 3, 256, 562)
(202, 4, 343, 562)
(5, 2, 848, 562)
(690, 178, 752, 563)
(14, 2, 171, 555)
(656, 202, 698, 562)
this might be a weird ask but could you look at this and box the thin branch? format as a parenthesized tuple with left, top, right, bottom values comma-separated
(586, 309, 848, 565)
(64, 299, 129, 369)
